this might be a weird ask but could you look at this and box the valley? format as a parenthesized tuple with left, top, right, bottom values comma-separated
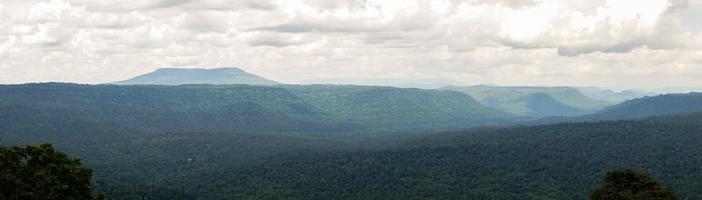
(2, 68, 701, 199)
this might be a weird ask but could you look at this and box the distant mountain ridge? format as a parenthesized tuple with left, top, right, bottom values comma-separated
(283, 85, 511, 130)
(579, 92, 702, 121)
(531, 92, 702, 124)
(0, 83, 512, 137)
(114, 67, 280, 85)
(575, 87, 652, 103)
(503, 93, 586, 117)
(442, 85, 612, 117)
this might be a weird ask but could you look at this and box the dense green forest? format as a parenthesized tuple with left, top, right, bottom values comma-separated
(0, 83, 509, 137)
(283, 85, 510, 130)
(172, 113, 702, 199)
(20, 111, 698, 199)
(2, 83, 702, 199)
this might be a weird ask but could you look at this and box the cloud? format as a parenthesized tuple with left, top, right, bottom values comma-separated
(245, 32, 319, 47)
(0, 0, 700, 89)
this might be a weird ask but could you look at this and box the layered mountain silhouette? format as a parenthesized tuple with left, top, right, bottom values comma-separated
(114, 67, 280, 85)
(575, 87, 652, 103)
(498, 93, 587, 117)
(443, 85, 612, 117)
(530, 92, 702, 124)
(3, 82, 702, 199)
(0, 83, 511, 137)
(579, 92, 702, 121)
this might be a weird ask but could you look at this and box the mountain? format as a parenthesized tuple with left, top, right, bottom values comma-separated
(0, 83, 352, 139)
(442, 85, 612, 117)
(114, 67, 280, 85)
(284, 85, 512, 130)
(578, 92, 702, 121)
(0, 83, 512, 139)
(500, 93, 587, 117)
(0, 83, 515, 198)
(4, 83, 702, 199)
(575, 87, 652, 103)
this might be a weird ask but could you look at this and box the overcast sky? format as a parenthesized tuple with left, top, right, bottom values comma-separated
(0, 0, 701, 89)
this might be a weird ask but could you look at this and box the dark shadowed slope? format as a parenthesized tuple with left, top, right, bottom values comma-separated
(209, 112, 702, 199)
(114, 68, 280, 85)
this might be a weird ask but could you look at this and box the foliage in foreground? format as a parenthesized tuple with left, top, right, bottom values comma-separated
(0, 143, 103, 200)
(591, 169, 676, 200)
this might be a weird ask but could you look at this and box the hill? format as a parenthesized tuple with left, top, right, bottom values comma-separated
(0, 83, 351, 140)
(572, 92, 702, 122)
(442, 85, 611, 117)
(575, 87, 652, 103)
(499, 93, 587, 117)
(114, 68, 280, 85)
(0, 83, 512, 138)
(0, 83, 515, 199)
(284, 85, 511, 130)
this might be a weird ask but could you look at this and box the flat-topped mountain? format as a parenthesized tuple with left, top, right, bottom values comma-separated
(114, 67, 280, 85)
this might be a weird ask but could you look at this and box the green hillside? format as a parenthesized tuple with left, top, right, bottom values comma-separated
(0, 83, 514, 199)
(0, 83, 511, 139)
(0, 83, 348, 139)
(580, 92, 702, 121)
(284, 85, 511, 130)
(3, 83, 700, 199)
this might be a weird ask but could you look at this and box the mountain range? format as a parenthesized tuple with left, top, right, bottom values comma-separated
(0, 83, 510, 139)
(573, 92, 702, 122)
(442, 85, 614, 117)
(3, 83, 701, 199)
(114, 68, 659, 118)
(4, 67, 702, 199)
(575, 87, 652, 103)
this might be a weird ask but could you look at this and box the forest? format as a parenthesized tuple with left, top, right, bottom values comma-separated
(1, 83, 701, 199)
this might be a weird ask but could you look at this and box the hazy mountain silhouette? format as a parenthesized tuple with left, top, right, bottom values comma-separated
(114, 67, 279, 85)
(443, 85, 611, 117)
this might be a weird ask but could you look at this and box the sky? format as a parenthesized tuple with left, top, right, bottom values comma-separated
(0, 0, 701, 89)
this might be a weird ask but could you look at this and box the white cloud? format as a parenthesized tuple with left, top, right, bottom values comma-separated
(0, 0, 699, 89)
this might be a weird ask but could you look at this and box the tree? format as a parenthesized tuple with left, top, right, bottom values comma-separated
(0, 143, 104, 200)
(591, 169, 676, 200)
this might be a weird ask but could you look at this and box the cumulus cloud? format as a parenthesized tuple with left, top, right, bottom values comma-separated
(0, 0, 700, 89)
